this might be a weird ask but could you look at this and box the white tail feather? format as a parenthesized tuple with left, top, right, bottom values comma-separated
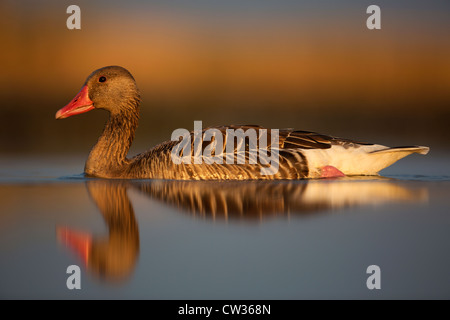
(302, 145, 430, 178)
(363, 145, 430, 174)
(370, 146, 429, 156)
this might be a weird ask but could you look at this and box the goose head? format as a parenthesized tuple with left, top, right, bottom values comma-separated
(55, 66, 140, 119)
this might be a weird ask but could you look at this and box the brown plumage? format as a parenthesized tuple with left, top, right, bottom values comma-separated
(56, 66, 429, 180)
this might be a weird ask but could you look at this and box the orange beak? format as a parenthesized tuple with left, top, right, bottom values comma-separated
(55, 85, 94, 119)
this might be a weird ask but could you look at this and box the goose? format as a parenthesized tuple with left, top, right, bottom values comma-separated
(55, 66, 429, 180)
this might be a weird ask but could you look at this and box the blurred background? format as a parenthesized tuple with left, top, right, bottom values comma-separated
(1, 0, 449, 156)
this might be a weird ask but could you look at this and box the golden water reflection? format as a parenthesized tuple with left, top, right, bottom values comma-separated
(57, 178, 427, 282)
(137, 178, 427, 220)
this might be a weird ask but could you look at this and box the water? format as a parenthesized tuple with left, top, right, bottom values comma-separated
(1, 154, 450, 299)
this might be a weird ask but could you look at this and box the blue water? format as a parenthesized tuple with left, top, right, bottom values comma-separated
(0, 153, 449, 299)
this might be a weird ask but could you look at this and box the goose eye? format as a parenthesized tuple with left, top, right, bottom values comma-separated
(99, 76, 107, 83)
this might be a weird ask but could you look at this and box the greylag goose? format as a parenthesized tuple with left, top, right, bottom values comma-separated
(55, 66, 429, 180)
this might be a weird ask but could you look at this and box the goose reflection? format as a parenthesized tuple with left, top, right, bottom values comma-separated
(57, 178, 427, 282)
(134, 178, 427, 220)
(57, 180, 139, 283)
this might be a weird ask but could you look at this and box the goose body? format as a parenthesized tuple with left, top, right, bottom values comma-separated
(56, 66, 429, 180)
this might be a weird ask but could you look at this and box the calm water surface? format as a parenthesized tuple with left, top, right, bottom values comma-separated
(1, 153, 450, 299)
